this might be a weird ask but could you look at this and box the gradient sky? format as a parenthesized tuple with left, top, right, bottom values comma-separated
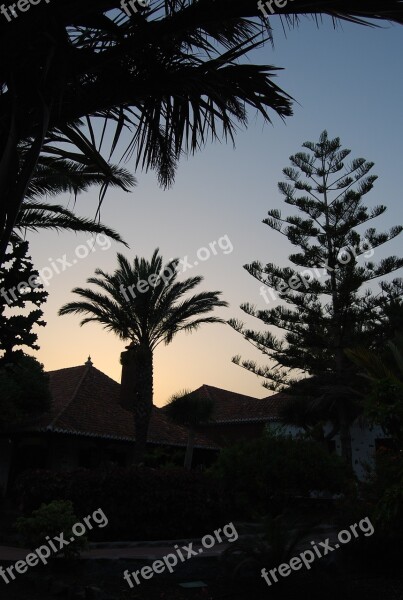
(26, 16, 403, 406)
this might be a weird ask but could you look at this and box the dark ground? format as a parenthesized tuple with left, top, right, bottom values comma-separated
(1, 559, 403, 600)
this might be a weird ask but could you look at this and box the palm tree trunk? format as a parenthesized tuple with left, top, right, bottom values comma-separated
(184, 428, 195, 470)
(0, 51, 54, 266)
(120, 342, 154, 464)
(132, 344, 154, 465)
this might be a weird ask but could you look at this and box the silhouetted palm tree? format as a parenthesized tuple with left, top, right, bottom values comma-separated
(3, 2, 401, 262)
(59, 249, 227, 462)
(347, 335, 403, 444)
(164, 389, 214, 469)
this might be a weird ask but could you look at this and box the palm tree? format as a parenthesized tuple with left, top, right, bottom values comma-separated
(346, 336, 403, 445)
(2, 2, 402, 263)
(59, 249, 228, 462)
(164, 389, 214, 469)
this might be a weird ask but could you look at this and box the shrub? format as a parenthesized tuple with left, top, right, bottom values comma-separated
(363, 447, 403, 536)
(221, 514, 311, 580)
(375, 482, 403, 531)
(210, 431, 349, 519)
(16, 500, 87, 558)
(14, 466, 225, 541)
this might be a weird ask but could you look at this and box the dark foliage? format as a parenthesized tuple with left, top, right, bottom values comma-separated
(0, 354, 51, 429)
(14, 466, 225, 540)
(210, 431, 349, 519)
(0, 239, 48, 361)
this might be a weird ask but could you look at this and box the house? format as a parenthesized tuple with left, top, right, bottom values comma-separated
(0, 363, 388, 494)
(0, 358, 219, 495)
(167, 384, 290, 446)
(173, 384, 388, 480)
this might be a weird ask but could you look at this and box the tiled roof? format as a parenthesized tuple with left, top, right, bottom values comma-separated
(162, 385, 289, 423)
(23, 363, 219, 450)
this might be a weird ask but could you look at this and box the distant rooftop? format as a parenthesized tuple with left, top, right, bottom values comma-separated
(162, 384, 289, 424)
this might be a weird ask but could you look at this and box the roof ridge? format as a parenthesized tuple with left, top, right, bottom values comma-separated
(48, 364, 120, 385)
(200, 384, 214, 401)
(202, 383, 260, 400)
(46, 364, 87, 375)
(48, 363, 92, 429)
(88, 365, 120, 387)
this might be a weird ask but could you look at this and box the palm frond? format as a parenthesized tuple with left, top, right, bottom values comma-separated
(15, 201, 128, 246)
(2, 0, 402, 260)
(59, 248, 227, 347)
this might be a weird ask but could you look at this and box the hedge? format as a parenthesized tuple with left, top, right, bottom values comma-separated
(14, 466, 226, 541)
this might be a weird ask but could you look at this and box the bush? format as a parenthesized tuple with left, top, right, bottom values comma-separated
(363, 447, 403, 536)
(14, 466, 225, 541)
(16, 500, 87, 558)
(0, 354, 51, 428)
(210, 431, 349, 519)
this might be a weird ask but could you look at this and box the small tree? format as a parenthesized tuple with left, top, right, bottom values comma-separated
(347, 325, 403, 448)
(0, 239, 50, 427)
(16, 500, 87, 558)
(230, 131, 403, 466)
(0, 354, 51, 428)
(0, 239, 48, 362)
(347, 319, 403, 536)
(165, 389, 214, 470)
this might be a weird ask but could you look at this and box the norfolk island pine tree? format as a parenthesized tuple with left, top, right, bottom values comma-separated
(229, 131, 403, 467)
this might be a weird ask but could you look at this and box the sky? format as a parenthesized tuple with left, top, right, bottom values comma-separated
(26, 15, 403, 406)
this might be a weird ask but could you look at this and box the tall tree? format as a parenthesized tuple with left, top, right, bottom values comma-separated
(59, 249, 227, 462)
(229, 131, 403, 466)
(2, 1, 403, 263)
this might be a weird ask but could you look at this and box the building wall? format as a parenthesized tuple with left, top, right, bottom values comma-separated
(267, 421, 387, 480)
(197, 419, 388, 481)
(335, 422, 385, 480)
(48, 436, 80, 470)
(197, 421, 267, 447)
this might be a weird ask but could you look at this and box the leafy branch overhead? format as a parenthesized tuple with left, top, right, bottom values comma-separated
(1, 1, 403, 262)
(11, 137, 135, 245)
